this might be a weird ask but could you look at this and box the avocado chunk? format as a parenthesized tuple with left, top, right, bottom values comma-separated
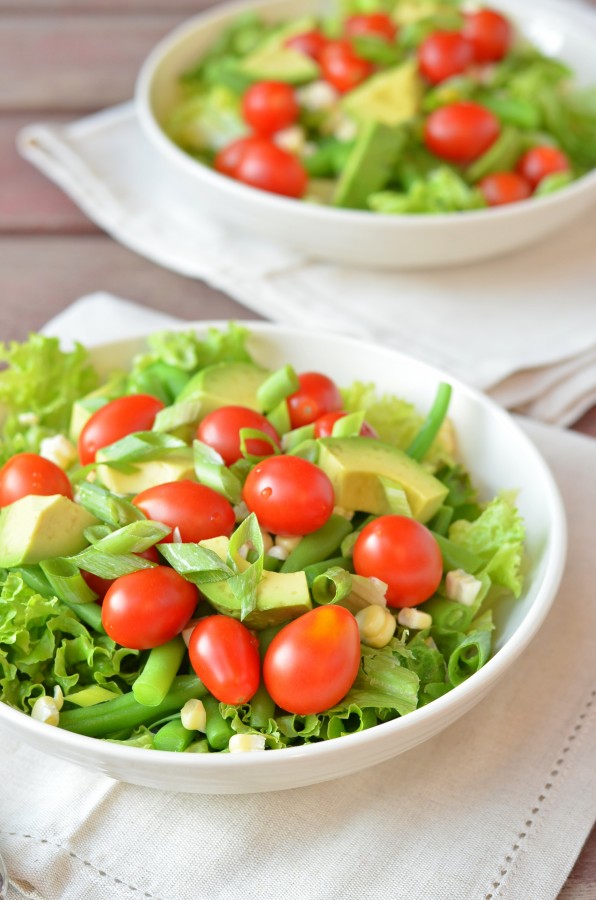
(342, 60, 422, 127)
(176, 361, 270, 418)
(333, 121, 407, 209)
(0, 494, 98, 567)
(198, 536, 312, 629)
(316, 436, 448, 523)
(239, 17, 320, 84)
(466, 126, 522, 182)
(95, 448, 196, 496)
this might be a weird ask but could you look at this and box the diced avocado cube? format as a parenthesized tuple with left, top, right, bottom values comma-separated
(176, 361, 270, 418)
(342, 60, 422, 127)
(239, 17, 320, 84)
(0, 494, 98, 567)
(317, 436, 448, 522)
(95, 448, 196, 496)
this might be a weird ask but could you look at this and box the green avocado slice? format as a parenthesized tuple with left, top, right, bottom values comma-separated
(332, 121, 407, 210)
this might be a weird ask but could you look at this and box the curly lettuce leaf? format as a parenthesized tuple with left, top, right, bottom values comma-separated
(0, 334, 98, 464)
(369, 167, 486, 215)
(448, 492, 525, 597)
(0, 572, 140, 712)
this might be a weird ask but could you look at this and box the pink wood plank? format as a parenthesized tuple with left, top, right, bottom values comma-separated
(0, 113, 98, 233)
(0, 14, 188, 111)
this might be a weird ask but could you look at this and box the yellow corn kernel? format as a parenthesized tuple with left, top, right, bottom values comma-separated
(355, 605, 396, 648)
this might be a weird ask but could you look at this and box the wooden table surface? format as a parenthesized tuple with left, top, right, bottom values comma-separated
(0, 1, 594, 896)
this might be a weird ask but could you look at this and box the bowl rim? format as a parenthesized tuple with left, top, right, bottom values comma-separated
(135, 0, 596, 227)
(0, 320, 568, 778)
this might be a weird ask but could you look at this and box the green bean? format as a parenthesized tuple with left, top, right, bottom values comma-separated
(132, 637, 186, 707)
(185, 739, 210, 753)
(59, 675, 206, 738)
(407, 382, 452, 462)
(153, 718, 196, 752)
(428, 505, 454, 537)
(249, 681, 275, 729)
(203, 694, 234, 750)
(280, 515, 353, 573)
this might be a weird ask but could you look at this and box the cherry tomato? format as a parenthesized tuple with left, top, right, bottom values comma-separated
(285, 29, 328, 60)
(353, 515, 443, 608)
(424, 101, 500, 164)
(230, 137, 308, 198)
(81, 546, 160, 600)
(313, 411, 378, 439)
(418, 31, 474, 84)
(263, 605, 361, 714)
(78, 394, 164, 465)
(319, 40, 374, 93)
(197, 405, 281, 466)
(188, 615, 260, 704)
(462, 9, 512, 63)
(102, 566, 198, 649)
(478, 171, 531, 206)
(215, 136, 263, 177)
(345, 13, 397, 42)
(242, 81, 299, 135)
(0, 453, 73, 507)
(287, 372, 343, 429)
(516, 146, 570, 190)
(133, 480, 235, 544)
(242, 455, 334, 535)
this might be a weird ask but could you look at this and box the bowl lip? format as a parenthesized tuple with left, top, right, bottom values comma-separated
(135, 0, 596, 228)
(0, 320, 568, 776)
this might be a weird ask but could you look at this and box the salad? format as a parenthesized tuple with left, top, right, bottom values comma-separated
(163, 0, 596, 213)
(0, 325, 525, 754)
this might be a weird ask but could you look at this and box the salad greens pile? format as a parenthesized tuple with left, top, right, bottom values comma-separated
(162, 0, 596, 213)
(0, 325, 525, 752)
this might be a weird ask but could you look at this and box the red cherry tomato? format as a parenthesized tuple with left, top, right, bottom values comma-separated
(196, 405, 280, 466)
(242, 455, 334, 535)
(319, 40, 374, 93)
(263, 605, 361, 714)
(424, 101, 500, 164)
(102, 566, 198, 649)
(462, 9, 512, 63)
(133, 480, 235, 544)
(241, 81, 299, 135)
(287, 372, 343, 429)
(230, 137, 308, 198)
(313, 411, 378, 439)
(285, 29, 328, 61)
(0, 453, 73, 507)
(516, 146, 570, 190)
(478, 171, 531, 206)
(353, 515, 443, 608)
(81, 546, 160, 600)
(345, 13, 397, 42)
(78, 394, 164, 465)
(188, 615, 260, 704)
(418, 31, 474, 84)
(215, 136, 263, 177)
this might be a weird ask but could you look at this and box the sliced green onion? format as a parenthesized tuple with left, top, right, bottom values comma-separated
(239, 427, 280, 462)
(83, 520, 169, 554)
(65, 686, 119, 708)
(379, 477, 413, 516)
(331, 410, 365, 437)
(76, 481, 145, 527)
(193, 439, 242, 504)
(311, 566, 353, 605)
(256, 364, 299, 413)
(158, 542, 234, 584)
(152, 400, 202, 433)
(424, 596, 476, 632)
(266, 399, 291, 435)
(407, 382, 452, 462)
(286, 439, 319, 462)
(227, 512, 264, 621)
(281, 423, 315, 452)
(40, 558, 97, 605)
(447, 630, 492, 687)
(303, 556, 354, 586)
(428, 505, 454, 536)
(68, 549, 156, 580)
(97, 431, 187, 470)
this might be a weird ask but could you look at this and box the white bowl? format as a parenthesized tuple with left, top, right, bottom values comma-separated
(0, 322, 566, 793)
(135, 0, 596, 269)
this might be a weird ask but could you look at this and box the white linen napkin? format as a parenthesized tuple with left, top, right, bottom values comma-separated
(1, 296, 595, 900)
(18, 105, 596, 428)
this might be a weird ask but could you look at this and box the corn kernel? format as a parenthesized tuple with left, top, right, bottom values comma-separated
(355, 605, 396, 648)
(31, 695, 60, 726)
(275, 534, 302, 554)
(228, 733, 267, 753)
(181, 699, 207, 733)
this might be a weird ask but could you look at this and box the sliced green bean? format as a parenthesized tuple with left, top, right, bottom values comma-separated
(281, 515, 353, 573)
(203, 694, 235, 750)
(59, 675, 205, 738)
(153, 718, 196, 752)
(407, 382, 452, 462)
(249, 681, 275, 728)
(132, 637, 186, 707)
